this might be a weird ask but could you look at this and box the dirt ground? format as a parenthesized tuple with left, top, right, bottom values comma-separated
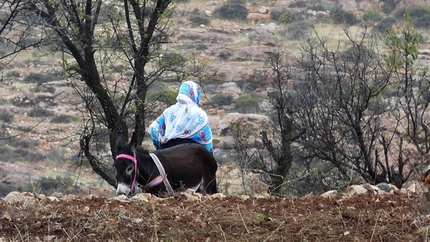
(1, 190, 430, 242)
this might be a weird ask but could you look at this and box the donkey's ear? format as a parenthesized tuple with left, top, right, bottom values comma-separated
(116, 133, 126, 151)
(129, 132, 138, 151)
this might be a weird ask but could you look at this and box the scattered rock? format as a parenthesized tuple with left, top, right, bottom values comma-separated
(321, 190, 338, 199)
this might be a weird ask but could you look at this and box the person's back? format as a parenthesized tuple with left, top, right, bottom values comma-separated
(148, 81, 213, 153)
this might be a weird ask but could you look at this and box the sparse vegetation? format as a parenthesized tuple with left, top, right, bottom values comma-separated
(211, 94, 234, 106)
(234, 94, 262, 113)
(271, 10, 300, 25)
(28, 106, 53, 118)
(146, 88, 177, 106)
(22, 70, 63, 85)
(213, 0, 248, 21)
(188, 8, 210, 26)
(285, 21, 314, 40)
(329, 7, 358, 25)
(362, 11, 383, 22)
(0, 109, 13, 123)
(20, 175, 75, 195)
(394, 6, 430, 28)
(375, 17, 397, 33)
(381, 0, 396, 14)
(51, 114, 79, 124)
(288, 1, 306, 8)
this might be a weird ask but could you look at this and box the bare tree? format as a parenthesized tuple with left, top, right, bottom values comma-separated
(293, 21, 428, 189)
(0, 0, 44, 76)
(232, 52, 307, 196)
(15, 0, 205, 187)
(383, 15, 430, 186)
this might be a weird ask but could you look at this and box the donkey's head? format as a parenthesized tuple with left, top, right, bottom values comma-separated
(114, 132, 138, 196)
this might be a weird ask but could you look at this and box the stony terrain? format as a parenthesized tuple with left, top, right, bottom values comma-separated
(2, 0, 430, 240)
(1, 187, 430, 241)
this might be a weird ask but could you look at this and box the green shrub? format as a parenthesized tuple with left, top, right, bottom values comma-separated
(51, 114, 79, 124)
(159, 52, 186, 69)
(414, 15, 430, 28)
(22, 72, 44, 84)
(0, 109, 14, 123)
(288, 1, 306, 8)
(5, 70, 20, 78)
(7, 139, 39, 149)
(147, 89, 177, 106)
(381, 0, 396, 14)
(25, 151, 46, 163)
(235, 94, 261, 113)
(28, 106, 53, 118)
(362, 11, 383, 22)
(0, 183, 16, 197)
(21, 175, 75, 195)
(22, 70, 63, 85)
(286, 21, 314, 40)
(309, 4, 325, 11)
(330, 7, 358, 25)
(213, 0, 248, 21)
(395, 6, 430, 20)
(211, 94, 234, 106)
(271, 10, 299, 25)
(375, 17, 396, 33)
(341, 45, 377, 62)
(188, 8, 211, 26)
(195, 44, 208, 50)
(394, 6, 430, 28)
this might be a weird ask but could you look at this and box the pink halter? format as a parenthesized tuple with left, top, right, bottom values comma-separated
(116, 153, 138, 193)
(116, 152, 167, 194)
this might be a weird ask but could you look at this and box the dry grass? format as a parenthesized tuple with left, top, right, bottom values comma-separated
(1, 191, 430, 241)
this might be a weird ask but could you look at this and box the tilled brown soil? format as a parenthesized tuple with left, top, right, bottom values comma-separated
(0, 191, 429, 241)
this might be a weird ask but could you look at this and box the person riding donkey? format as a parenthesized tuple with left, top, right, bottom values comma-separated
(148, 81, 213, 154)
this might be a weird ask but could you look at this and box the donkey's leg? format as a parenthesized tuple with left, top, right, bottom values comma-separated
(187, 177, 204, 194)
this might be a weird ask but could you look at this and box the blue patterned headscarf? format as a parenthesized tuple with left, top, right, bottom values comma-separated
(178, 81, 201, 105)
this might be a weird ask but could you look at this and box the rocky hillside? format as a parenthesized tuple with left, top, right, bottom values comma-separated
(1, 0, 430, 196)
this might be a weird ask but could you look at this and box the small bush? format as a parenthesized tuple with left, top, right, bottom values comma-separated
(362, 11, 383, 22)
(195, 44, 208, 50)
(309, 4, 326, 12)
(45, 149, 66, 163)
(8, 139, 40, 149)
(0, 183, 16, 197)
(394, 6, 430, 28)
(235, 94, 261, 113)
(414, 15, 430, 29)
(51, 114, 79, 124)
(5, 70, 20, 78)
(159, 52, 186, 69)
(22, 70, 63, 86)
(375, 17, 396, 33)
(286, 21, 314, 40)
(271, 10, 299, 25)
(188, 9, 210, 26)
(22, 72, 44, 84)
(211, 94, 234, 106)
(0, 109, 14, 123)
(25, 151, 46, 163)
(341, 45, 377, 62)
(21, 175, 75, 195)
(288, 1, 306, 8)
(330, 7, 358, 25)
(395, 6, 430, 20)
(28, 106, 53, 118)
(381, 0, 396, 14)
(213, 0, 248, 21)
(147, 89, 177, 106)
